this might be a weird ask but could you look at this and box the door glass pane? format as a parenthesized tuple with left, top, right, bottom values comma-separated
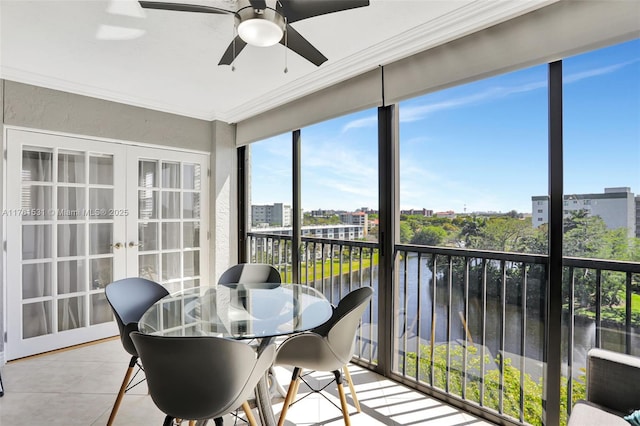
(89, 223, 113, 255)
(183, 222, 199, 248)
(162, 162, 180, 188)
(22, 225, 52, 260)
(58, 151, 85, 183)
(22, 150, 52, 182)
(21, 186, 53, 221)
(89, 155, 113, 185)
(183, 251, 199, 277)
(90, 258, 112, 290)
(162, 222, 180, 250)
(139, 189, 158, 219)
(139, 222, 158, 251)
(58, 296, 85, 331)
(183, 193, 200, 219)
(22, 263, 52, 298)
(57, 260, 86, 294)
(139, 160, 158, 187)
(162, 192, 180, 218)
(139, 254, 159, 282)
(162, 252, 180, 281)
(89, 188, 113, 219)
(90, 293, 112, 325)
(183, 163, 201, 190)
(23, 301, 52, 338)
(58, 187, 85, 220)
(57, 224, 85, 257)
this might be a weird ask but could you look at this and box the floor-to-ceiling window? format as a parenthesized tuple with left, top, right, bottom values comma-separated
(561, 38, 640, 421)
(396, 64, 549, 425)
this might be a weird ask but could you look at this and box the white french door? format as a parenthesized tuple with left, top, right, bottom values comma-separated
(5, 128, 209, 359)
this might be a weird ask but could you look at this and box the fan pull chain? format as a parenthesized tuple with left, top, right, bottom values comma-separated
(283, 22, 288, 74)
(232, 24, 237, 72)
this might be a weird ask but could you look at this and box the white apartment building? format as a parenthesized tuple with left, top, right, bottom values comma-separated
(531, 187, 637, 237)
(252, 224, 364, 240)
(251, 203, 291, 227)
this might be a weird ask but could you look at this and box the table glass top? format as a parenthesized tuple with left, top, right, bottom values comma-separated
(138, 283, 333, 339)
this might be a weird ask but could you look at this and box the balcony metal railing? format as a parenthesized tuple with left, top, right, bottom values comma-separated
(247, 232, 640, 426)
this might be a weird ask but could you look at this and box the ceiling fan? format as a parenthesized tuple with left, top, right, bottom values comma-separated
(139, 0, 370, 67)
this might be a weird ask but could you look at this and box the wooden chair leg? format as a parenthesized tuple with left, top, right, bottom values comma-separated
(107, 356, 137, 426)
(278, 367, 301, 426)
(242, 401, 258, 426)
(343, 365, 361, 413)
(335, 370, 351, 426)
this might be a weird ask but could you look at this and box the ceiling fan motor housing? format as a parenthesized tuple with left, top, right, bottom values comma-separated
(235, 2, 286, 47)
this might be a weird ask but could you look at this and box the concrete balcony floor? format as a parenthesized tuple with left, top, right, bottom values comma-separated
(0, 338, 495, 425)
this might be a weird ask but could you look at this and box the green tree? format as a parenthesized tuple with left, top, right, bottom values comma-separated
(411, 226, 447, 246)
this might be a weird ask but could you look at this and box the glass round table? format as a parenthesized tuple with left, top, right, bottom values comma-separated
(138, 283, 333, 425)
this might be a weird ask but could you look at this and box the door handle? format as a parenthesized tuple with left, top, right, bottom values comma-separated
(129, 241, 144, 248)
(110, 242, 123, 250)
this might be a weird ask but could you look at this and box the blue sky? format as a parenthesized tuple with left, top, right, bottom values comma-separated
(251, 39, 639, 213)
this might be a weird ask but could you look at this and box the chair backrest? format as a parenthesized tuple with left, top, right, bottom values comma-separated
(314, 286, 373, 364)
(105, 277, 169, 355)
(218, 263, 281, 285)
(130, 332, 272, 421)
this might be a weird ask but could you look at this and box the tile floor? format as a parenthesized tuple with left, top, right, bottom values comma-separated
(0, 338, 495, 425)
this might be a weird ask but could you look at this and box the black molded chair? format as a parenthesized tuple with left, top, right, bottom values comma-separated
(275, 286, 373, 426)
(105, 277, 169, 426)
(218, 263, 281, 285)
(130, 332, 276, 426)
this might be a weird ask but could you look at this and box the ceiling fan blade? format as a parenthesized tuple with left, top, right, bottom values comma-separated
(139, 1, 232, 15)
(248, 0, 267, 9)
(218, 36, 248, 65)
(282, 24, 327, 67)
(278, 0, 369, 23)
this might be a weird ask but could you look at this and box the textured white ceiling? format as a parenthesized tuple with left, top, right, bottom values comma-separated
(0, 0, 556, 122)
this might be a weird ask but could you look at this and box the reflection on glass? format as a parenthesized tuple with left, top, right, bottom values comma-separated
(21, 185, 53, 222)
(22, 225, 52, 260)
(22, 263, 52, 299)
(162, 162, 180, 188)
(89, 223, 113, 255)
(57, 260, 86, 294)
(162, 252, 181, 281)
(22, 150, 52, 182)
(162, 222, 180, 250)
(139, 222, 158, 251)
(23, 301, 52, 338)
(90, 258, 112, 290)
(183, 222, 200, 248)
(139, 254, 159, 281)
(183, 193, 200, 219)
(89, 188, 113, 219)
(57, 224, 86, 257)
(139, 189, 157, 220)
(58, 296, 86, 331)
(58, 151, 85, 183)
(183, 163, 201, 190)
(162, 191, 180, 219)
(90, 293, 113, 325)
(183, 250, 200, 277)
(89, 155, 113, 185)
(58, 187, 85, 220)
(139, 160, 158, 188)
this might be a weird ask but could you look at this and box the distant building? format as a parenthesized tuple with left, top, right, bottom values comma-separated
(251, 203, 291, 227)
(435, 210, 456, 219)
(253, 224, 364, 240)
(531, 187, 636, 237)
(636, 195, 640, 238)
(400, 208, 434, 217)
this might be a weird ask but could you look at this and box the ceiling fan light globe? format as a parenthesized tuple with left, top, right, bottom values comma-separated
(238, 18, 283, 47)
